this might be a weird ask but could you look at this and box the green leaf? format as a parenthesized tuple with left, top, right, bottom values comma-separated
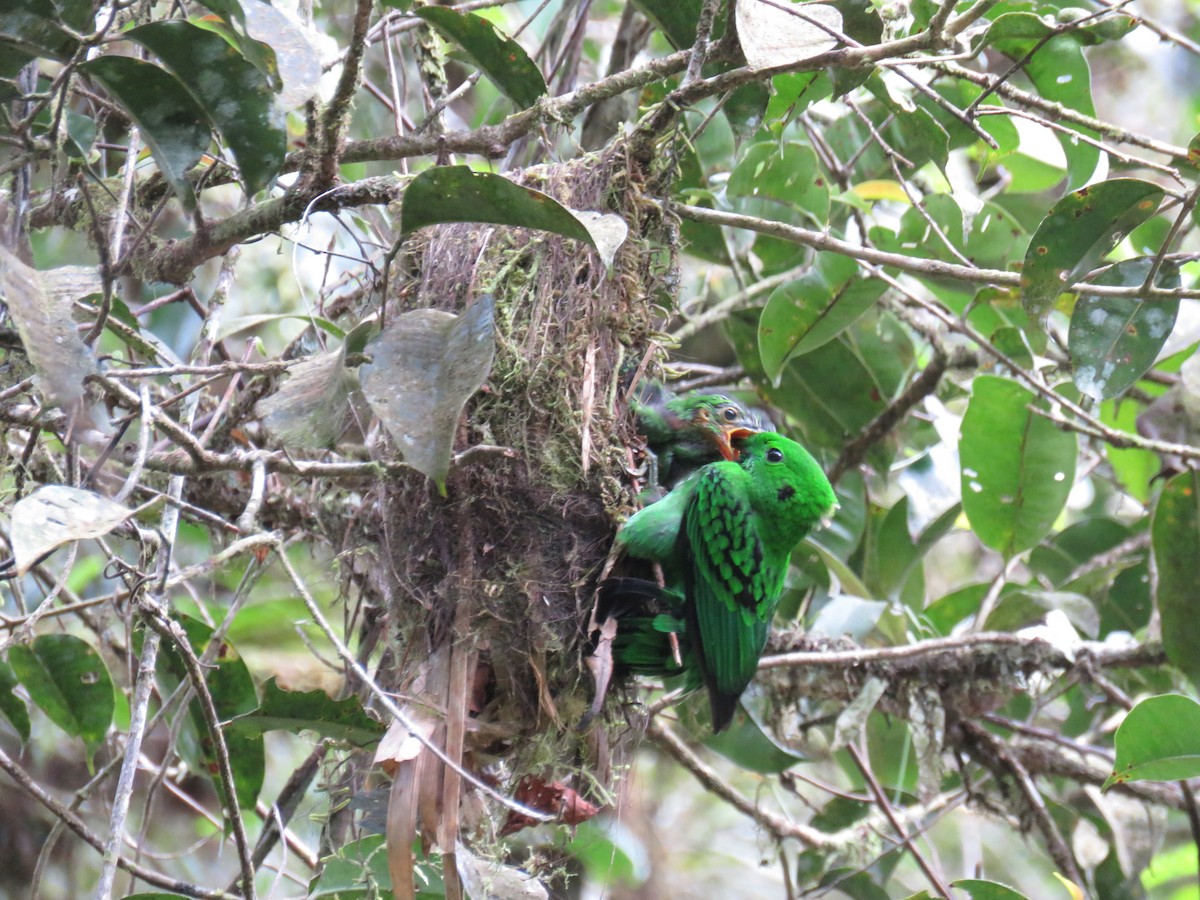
(924, 583, 991, 635)
(862, 496, 948, 604)
(704, 713, 808, 773)
(78, 56, 211, 210)
(0, 658, 30, 741)
(727, 311, 886, 457)
(156, 614, 263, 813)
(0, 0, 90, 59)
(757, 253, 883, 382)
(229, 677, 385, 745)
(952, 880, 1031, 900)
(983, 13, 1099, 188)
(984, 588, 1098, 637)
(415, 8, 546, 109)
(1028, 517, 1132, 588)
(1020, 178, 1164, 325)
(216, 312, 346, 342)
(1100, 398, 1158, 504)
(310, 835, 445, 899)
(8, 634, 113, 765)
(723, 80, 771, 143)
(127, 21, 285, 196)
(1067, 257, 1180, 401)
(728, 141, 831, 226)
(766, 71, 832, 122)
(871, 195, 1027, 273)
(360, 295, 496, 494)
(917, 80, 1018, 155)
(1152, 470, 1200, 689)
(1104, 694, 1200, 789)
(630, 0, 704, 49)
(959, 376, 1077, 557)
(564, 820, 641, 889)
(401, 166, 624, 264)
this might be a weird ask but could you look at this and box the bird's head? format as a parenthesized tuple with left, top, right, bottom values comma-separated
(733, 431, 837, 531)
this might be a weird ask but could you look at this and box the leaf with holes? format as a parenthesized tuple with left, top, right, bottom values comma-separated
(728, 141, 831, 223)
(981, 13, 1099, 189)
(1104, 695, 1200, 789)
(360, 296, 496, 494)
(416, 7, 546, 110)
(1153, 470, 1200, 690)
(0, 249, 101, 429)
(8, 635, 113, 766)
(959, 377, 1077, 557)
(1068, 257, 1179, 401)
(1021, 178, 1163, 326)
(229, 677, 385, 745)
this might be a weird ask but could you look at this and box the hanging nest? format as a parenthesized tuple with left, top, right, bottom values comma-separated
(340, 139, 680, 860)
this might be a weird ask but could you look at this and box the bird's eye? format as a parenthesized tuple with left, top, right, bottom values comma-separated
(722, 407, 739, 421)
(766, 448, 784, 463)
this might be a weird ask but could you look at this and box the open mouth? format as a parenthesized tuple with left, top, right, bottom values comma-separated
(716, 426, 758, 461)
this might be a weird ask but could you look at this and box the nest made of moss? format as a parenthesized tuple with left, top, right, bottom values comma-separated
(337, 141, 682, 849)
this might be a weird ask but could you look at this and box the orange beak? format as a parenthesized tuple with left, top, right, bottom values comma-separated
(714, 426, 757, 461)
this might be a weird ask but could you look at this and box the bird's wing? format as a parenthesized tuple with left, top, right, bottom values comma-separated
(616, 473, 698, 562)
(684, 465, 772, 623)
(682, 464, 772, 727)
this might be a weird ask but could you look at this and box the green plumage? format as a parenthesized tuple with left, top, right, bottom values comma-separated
(607, 431, 835, 732)
(632, 381, 769, 488)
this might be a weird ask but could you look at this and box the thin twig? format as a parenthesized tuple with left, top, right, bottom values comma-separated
(847, 743, 954, 899)
(646, 718, 833, 849)
(0, 746, 237, 900)
(271, 539, 555, 823)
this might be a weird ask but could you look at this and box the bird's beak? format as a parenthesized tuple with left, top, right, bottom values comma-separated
(715, 426, 757, 461)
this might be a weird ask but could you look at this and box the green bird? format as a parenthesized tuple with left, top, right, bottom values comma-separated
(632, 381, 770, 489)
(608, 431, 836, 732)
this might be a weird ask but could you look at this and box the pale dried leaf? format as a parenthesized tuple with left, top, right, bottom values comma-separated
(0, 247, 99, 419)
(456, 842, 549, 899)
(907, 686, 946, 802)
(360, 296, 496, 493)
(40, 265, 103, 304)
(374, 716, 437, 775)
(736, 0, 842, 69)
(1084, 784, 1167, 877)
(12, 486, 134, 575)
(831, 675, 886, 752)
(569, 210, 627, 272)
(239, 0, 322, 109)
(257, 321, 375, 449)
(1071, 817, 1109, 871)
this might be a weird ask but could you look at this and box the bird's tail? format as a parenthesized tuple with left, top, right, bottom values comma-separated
(594, 577, 693, 678)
